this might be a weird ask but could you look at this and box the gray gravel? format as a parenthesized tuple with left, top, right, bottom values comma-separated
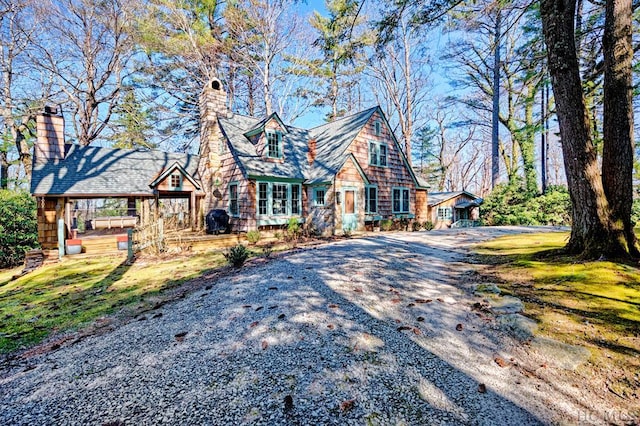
(1, 227, 600, 425)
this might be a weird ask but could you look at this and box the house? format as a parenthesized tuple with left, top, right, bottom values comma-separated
(30, 78, 430, 252)
(30, 106, 203, 250)
(427, 191, 483, 229)
(198, 78, 429, 235)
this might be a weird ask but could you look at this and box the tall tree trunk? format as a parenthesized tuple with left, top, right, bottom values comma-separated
(541, 0, 627, 257)
(602, 0, 638, 256)
(0, 151, 8, 189)
(540, 79, 547, 193)
(491, 9, 501, 188)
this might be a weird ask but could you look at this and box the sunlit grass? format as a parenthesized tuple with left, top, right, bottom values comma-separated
(0, 251, 226, 354)
(475, 232, 640, 398)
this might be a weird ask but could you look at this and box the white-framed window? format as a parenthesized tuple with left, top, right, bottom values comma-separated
(392, 187, 410, 213)
(437, 207, 453, 220)
(369, 142, 387, 167)
(291, 184, 301, 215)
(170, 173, 182, 189)
(374, 120, 381, 136)
(266, 131, 283, 158)
(256, 181, 302, 216)
(313, 188, 326, 206)
(258, 182, 268, 215)
(229, 182, 239, 216)
(272, 183, 288, 215)
(365, 185, 377, 213)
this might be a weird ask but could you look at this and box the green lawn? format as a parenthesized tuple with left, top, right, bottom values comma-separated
(475, 232, 640, 399)
(0, 251, 226, 354)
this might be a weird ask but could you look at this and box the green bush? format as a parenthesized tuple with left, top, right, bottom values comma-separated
(411, 221, 422, 231)
(223, 244, 250, 267)
(0, 190, 39, 268)
(423, 221, 434, 231)
(287, 218, 300, 237)
(246, 230, 261, 245)
(481, 181, 571, 226)
(380, 219, 393, 231)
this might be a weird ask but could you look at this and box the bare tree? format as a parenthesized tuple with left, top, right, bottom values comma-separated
(36, 0, 135, 146)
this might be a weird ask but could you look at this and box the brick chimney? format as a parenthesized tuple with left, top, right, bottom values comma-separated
(307, 138, 317, 165)
(198, 78, 230, 214)
(35, 105, 66, 163)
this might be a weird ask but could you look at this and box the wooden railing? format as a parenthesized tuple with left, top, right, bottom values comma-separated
(132, 218, 165, 253)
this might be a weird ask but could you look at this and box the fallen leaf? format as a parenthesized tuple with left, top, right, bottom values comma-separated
(242, 305, 252, 308)
(261, 340, 268, 350)
(268, 287, 278, 290)
(494, 356, 508, 368)
(284, 395, 294, 412)
(478, 383, 487, 393)
(456, 323, 463, 331)
(412, 328, 422, 335)
(353, 287, 363, 293)
(397, 326, 412, 331)
(250, 321, 259, 328)
(417, 316, 425, 322)
(415, 299, 432, 304)
(407, 303, 415, 307)
(340, 399, 355, 412)
(175, 331, 188, 342)
(255, 306, 263, 311)
(391, 298, 402, 304)
(436, 298, 444, 302)
(278, 313, 286, 320)
(328, 304, 339, 309)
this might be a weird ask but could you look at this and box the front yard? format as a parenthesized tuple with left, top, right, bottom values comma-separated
(0, 252, 226, 354)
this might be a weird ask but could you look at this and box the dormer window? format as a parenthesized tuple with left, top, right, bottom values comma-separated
(170, 173, 182, 189)
(266, 131, 283, 159)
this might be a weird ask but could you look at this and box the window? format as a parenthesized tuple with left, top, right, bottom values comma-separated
(258, 183, 268, 215)
(393, 188, 410, 213)
(257, 181, 303, 217)
(272, 183, 288, 215)
(229, 183, 239, 216)
(170, 173, 181, 189)
(365, 186, 377, 213)
(266, 131, 282, 158)
(291, 184, 300, 215)
(374, 120, 381, 136)
(314, 188, 326, 206)
(369, 142, 388, 167)
(437, 207, 453, 220)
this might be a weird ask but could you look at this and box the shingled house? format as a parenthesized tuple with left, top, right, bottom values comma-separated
(30, 79, 430, 250)
(198, 78, 429, 235)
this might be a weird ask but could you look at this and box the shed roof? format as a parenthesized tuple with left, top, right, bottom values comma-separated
(427, 191, 483, 207)
(31, 144, 200, 197)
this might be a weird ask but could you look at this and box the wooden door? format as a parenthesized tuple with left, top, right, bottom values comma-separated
(342, 189, 357, 231)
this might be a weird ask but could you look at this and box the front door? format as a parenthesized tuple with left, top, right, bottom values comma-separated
(342, 189, 357, 231)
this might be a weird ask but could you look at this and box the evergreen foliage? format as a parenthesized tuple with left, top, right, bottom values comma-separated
(0, 190, 39, 268)
(481, 182, 571, 226)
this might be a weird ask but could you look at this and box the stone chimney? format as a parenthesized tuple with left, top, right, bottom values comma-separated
(198, 78, 230, 214)
(307, 139, 317, 165)
(35, 105, 65, 163)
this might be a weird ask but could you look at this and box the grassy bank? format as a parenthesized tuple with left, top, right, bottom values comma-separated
(0, 252, 226, 354)
(475, 232, 640, 400)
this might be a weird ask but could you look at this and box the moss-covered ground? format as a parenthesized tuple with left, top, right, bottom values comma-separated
(0, 252, 226, 354)
(475, 232, 640, 400)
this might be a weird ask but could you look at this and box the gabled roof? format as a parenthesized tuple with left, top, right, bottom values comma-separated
(243, 112, 288, 138)
(218, 114, 307, 180)
(31, 145, 201, 196)
(305, 107, 378, 183)
(149, 162, 201, 190)
(428, 191, 483, 207)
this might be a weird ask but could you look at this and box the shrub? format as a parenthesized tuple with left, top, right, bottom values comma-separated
(380, 219, 393, 231)
(0, 190, 39, 268)
(481, 180, 571, 226)
(411, 221, 422, 231)
(287, 218, 301, 237)
(246, 230, 261, 245)
(224, 244, 250, 267)
(423, 221, 434, 231)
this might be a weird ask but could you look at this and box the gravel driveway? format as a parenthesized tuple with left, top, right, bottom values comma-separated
(1, 227, 594, 425)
